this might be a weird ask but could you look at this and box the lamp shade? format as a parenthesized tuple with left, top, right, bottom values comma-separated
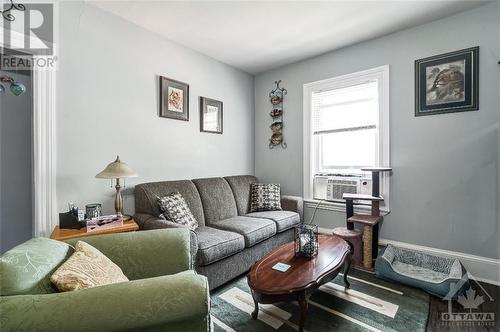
(95, 156, 138, 179)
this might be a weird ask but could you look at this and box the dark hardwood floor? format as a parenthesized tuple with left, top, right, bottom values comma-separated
(427, 279, 499, 332)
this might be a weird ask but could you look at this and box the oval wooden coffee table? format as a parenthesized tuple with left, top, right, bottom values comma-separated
(247, 235, 351, 332)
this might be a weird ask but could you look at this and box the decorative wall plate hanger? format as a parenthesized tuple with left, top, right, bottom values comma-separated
(0, 0, 26, 21)
(268, 80, 287, 149)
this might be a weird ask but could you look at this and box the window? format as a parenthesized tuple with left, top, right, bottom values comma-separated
(303, 65, 390, 209)
(313, 81, 378, 172)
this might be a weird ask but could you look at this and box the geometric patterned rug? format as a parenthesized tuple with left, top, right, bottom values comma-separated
(211, 269, 429, 332)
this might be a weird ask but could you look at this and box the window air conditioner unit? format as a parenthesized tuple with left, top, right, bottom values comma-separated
(313, 175, 371, 201)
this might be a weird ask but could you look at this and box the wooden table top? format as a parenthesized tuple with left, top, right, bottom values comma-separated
(50, 220, 139, 241)
(348, 214, 383, 226)
(248, 235, 350, 295)
(361, 167, 392, 172)
(342, 193, 384, 201)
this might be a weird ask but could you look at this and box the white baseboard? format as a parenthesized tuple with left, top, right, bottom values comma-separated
(318, 227, 500, 286)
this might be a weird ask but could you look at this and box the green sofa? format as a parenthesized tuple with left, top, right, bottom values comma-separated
(0, 229, 211, 332)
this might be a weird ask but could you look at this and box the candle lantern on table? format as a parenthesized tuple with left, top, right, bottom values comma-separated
(295, 224, 319, 258)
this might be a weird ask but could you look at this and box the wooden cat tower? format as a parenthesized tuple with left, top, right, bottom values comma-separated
(333, 167, 392, 271)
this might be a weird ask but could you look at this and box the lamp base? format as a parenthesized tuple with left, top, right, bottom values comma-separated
(121, 214, 133, 222)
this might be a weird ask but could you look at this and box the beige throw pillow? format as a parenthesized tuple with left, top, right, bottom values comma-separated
(50, 241, 128, 292)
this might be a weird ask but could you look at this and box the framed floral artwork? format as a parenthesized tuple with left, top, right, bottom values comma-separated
(159, 76, 189, 121)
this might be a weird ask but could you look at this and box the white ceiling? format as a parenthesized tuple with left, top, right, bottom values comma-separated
(90, 1, 488, 74)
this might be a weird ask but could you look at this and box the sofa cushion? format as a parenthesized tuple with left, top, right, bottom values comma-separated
(224, 175, 258, 215)
(135, 180, 205, 227)
(211, 216, 276, 247)
(250, 183, 282, 212)
(194, 227, 245, 266)
(158, 193, 198, 230)
(192, 177, 238, 225)
(0, 238, 74, 295)
(246, 210, 300, 232)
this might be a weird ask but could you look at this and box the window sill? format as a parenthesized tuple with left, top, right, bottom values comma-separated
(304, 199, 390, 216)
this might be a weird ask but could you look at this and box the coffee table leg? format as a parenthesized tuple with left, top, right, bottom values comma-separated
(298, 292, 308, 332)
(251, 290, 259, 319)
(344, 255, 351, 289)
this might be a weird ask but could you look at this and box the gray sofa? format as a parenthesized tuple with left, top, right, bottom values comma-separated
(134, 175, 303, 289)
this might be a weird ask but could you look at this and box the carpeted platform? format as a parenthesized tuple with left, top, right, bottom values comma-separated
(211, 269, 429, 332)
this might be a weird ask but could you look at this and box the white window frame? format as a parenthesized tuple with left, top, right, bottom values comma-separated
(1, 28, 58, 237)
(303, 65, 390, 212)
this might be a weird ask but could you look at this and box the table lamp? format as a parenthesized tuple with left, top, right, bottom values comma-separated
(95, 156, 138, 220)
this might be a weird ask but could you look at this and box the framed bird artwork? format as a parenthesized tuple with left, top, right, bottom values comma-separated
(415, 47, 479, 116)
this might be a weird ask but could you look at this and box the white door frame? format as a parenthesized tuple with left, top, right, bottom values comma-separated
(1, 28, 57, 237)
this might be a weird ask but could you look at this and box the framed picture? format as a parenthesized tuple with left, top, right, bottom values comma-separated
(415, 47, 479, 116)
(159, 76, 189, 121)
(200, 97, 223, 134)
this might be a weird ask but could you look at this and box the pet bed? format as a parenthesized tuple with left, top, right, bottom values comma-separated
(375, 244, 468, 298)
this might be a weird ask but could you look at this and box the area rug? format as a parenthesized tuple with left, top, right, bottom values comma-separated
(210, 269, 429, 332)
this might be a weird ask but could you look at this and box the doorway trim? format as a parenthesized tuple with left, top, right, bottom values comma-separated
(1, 29, 57, 237)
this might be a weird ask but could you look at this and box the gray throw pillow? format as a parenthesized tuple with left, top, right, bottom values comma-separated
(250, 183, 282, 212)
(158, 192, 198, 230)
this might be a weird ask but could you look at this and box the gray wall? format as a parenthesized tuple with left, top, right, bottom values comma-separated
(56, 2, 255, 216)
(254, 3, 500, 259)
(0, 71, 33, 252)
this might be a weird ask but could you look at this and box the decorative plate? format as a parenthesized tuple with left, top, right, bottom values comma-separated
(270, 109, 282, 117)
(270, 132, 282, 145)
(270, 121, 283, 132)
(270, 95, 282, 105)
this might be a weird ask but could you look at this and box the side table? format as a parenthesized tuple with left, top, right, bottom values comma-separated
(50, 219, 139, 241)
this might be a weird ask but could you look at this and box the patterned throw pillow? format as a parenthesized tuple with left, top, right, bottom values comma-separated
(158, 192, 198, 230)
(50, 241, 128, 292)
(250, 183, 282, 212)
